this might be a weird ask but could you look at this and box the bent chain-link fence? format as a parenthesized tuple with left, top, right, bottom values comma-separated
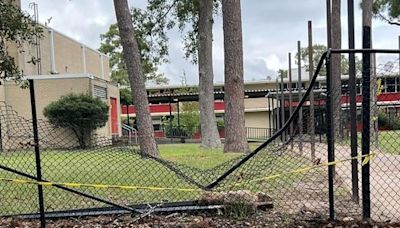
(0, 50, 399, 224)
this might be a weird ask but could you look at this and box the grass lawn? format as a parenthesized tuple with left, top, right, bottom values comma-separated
(159, 144, 242, 169)
(0, 143, 309, 216)
(342, 130, 400, 155)
(376, 131, 400, 155)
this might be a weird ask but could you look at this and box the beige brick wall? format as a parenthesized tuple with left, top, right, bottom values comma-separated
(53, 32, 84, 74)
(1, 77, 120, 149)
(7, 25, 110, 79)
(245, 97, 266, 110)
(4, 78, 90, 119)
(245, 112, 271, 128)
(102, 55, 111, 81)
(85, 48, 102, 77)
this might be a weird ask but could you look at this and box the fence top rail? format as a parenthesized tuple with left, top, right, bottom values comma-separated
(329, 49, 400, 54)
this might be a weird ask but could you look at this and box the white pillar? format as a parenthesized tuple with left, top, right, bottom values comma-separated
(48, 29, 56, 73)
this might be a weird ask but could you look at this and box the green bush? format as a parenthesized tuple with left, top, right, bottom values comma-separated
(378, 111, 400, 130)
(217, 119, 225, 131)
(43, 93, 109, 149)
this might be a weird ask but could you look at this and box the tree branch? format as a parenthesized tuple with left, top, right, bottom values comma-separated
(378, 13, 400, 26)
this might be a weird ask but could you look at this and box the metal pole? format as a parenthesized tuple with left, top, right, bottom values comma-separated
(275, 79, 281, 142)
(297, 41, 303, 154)
(29, 80, 46, 228)
(177, 101, 180, 137)
(280, 75, 285, 141)
(267, 95, 272, 137)
(169, 100, 172, 124)
(276, 78, 281, 132)
(169, 99, 172, 141)
(348, 0, 359, 203)
(289, 53, 294, 150)
(126, 105, 130, 126)
(271, 94, 276, 135)
(326, 52, 335, 221)
(362, 14, 372, 220)
(308, 21, 316, 161)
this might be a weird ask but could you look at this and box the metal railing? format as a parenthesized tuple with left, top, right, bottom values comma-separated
(121, 123, 138, 145)
(246, 127, 275, 141)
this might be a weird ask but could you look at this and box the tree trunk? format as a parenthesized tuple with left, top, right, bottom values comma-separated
(198, 0, 222, 149)
(113, 0, 159, 157)
(222, 0, 248, 153)
(331, 0, 342, 140)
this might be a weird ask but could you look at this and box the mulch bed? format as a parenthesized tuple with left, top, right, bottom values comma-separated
(1, 211, 400, 228)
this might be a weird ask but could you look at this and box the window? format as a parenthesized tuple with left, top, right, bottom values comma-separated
(386, 77, 396, 93)
(152, 117, 162, 131)
(94, 85, 107, 99)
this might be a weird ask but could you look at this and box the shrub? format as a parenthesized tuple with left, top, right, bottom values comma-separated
(217, 119, 225, 131)
(43, 94, 109, 149)
(378, 111, 400, 130)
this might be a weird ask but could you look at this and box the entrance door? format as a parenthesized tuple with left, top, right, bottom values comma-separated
(110, 97, 118, 135)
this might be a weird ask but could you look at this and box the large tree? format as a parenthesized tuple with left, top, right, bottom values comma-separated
(198, 0, 222, 148)
(0, 0, 42, 79)
(331, 0, 342, 139)
(222, 0, 248, 153)
(113, 0, 159, 157)
(372, 0, 400, 25)
(129, 0, 222, 149)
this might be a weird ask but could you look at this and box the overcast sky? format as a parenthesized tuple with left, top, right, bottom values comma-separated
(21, 0, 399, 85)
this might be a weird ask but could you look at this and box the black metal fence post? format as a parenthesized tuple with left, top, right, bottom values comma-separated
(29, 79, 46, 228)
(325, 51, 335, 221)
(297, 41, 303, 154)
(361, 28, 372, 219)
(347, 0, 359, 204)
(288, 52, 294, 150)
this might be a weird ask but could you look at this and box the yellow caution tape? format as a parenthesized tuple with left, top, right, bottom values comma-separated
(0, 178, 203, 192)
(0, 153, 376, 192)
(234, 153, 376, 186)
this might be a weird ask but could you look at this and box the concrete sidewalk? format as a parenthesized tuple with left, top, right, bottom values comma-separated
(291, 142, 400, 222)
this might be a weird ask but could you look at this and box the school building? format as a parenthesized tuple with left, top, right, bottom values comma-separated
(2, 0, 121, 146)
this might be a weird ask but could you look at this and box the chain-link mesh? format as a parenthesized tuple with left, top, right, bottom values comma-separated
(333, 53, 400, 222)
(1, 51, 400, 224)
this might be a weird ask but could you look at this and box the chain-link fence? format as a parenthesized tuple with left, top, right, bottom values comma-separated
(0, 49, 400, 226)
